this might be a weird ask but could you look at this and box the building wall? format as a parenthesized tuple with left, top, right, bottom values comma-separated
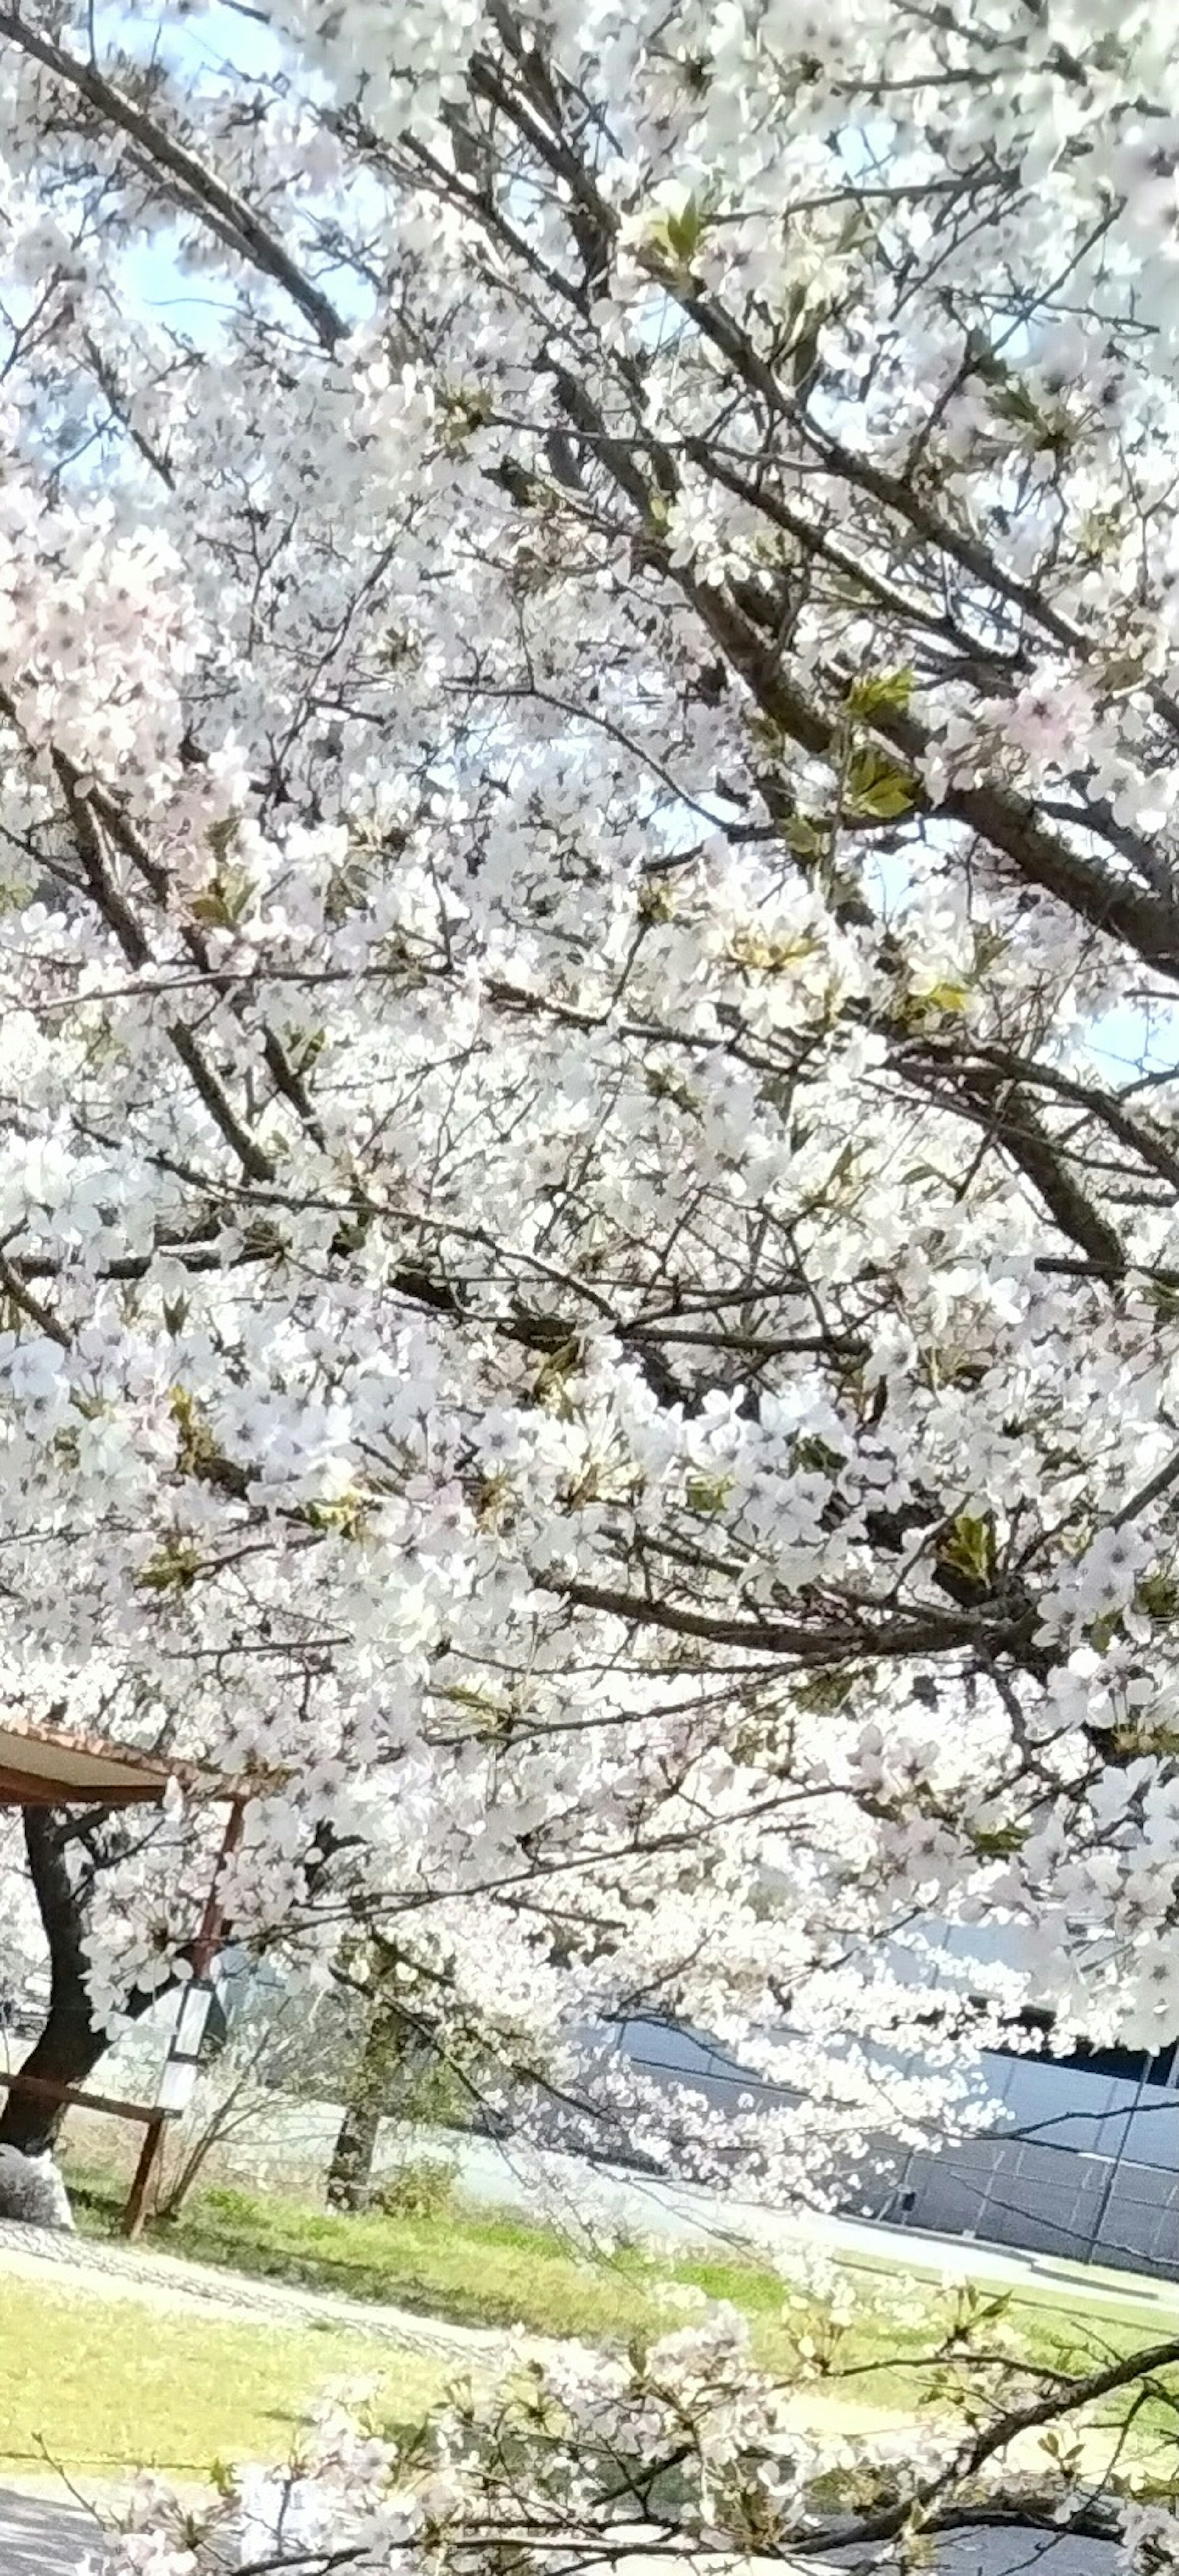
(980, 2048, 1179, 2169)
(860, 2133, 1179, 2277)
(608, 2016, 1179, 2275)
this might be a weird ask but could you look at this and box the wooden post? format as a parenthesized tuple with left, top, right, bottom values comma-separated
(120, 1795, 246, 2240)
(122, 2111, 167, 2242)
(190, 1795, 245, 1981)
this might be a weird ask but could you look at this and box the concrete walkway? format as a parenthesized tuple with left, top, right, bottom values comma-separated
(2, 2128, 1177, 2369)
(0, 2481, 1125, 2576)
(0, 2486, 92, 2574)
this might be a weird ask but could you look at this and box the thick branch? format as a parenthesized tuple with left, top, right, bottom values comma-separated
(540, 1573, 1005, 1664)
(0, 9, 343, 349)
(801, 2330, 1179, 2552)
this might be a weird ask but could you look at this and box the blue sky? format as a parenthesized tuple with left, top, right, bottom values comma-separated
(111, 0, 373, 338)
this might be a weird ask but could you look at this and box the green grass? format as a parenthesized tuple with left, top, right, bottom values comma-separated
(0, 2271, 448, 2478)
(79, 2172, 722, 2334)
(64, 2170, 1179, 2448)
(8, 2168, 1179, 2491)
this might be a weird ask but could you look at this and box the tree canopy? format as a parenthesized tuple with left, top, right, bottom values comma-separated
(0, 0, 1178, 2239)
(10, 0, 1179, 2560)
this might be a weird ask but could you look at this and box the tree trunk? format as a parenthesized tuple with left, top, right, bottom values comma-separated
(327, 2094, 383, 2210)
(326, 1991, 402, 2209)
(0, 1811, 109, 2156)
(0, 1807, 179, 2161)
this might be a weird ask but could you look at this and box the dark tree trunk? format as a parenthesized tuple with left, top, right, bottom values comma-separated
(0, 1807, 175, 2159)
(327, 1992, 403, 2209)
(0, 1810, 109, 2155)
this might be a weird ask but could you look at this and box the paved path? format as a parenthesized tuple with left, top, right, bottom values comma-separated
(439, 2130, 1179, 2318)
(1, 2125, 1175, 2380)
(0, 2487, 92, 2573)
(0, 2484, 1124, 2576)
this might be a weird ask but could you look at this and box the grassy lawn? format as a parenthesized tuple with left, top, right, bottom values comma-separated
(0, 2271, 447, 2479)
(7, 2173, 1179, 2489)
(63, 2170, 1179, 2451)
(74, 2169, 907, 2354)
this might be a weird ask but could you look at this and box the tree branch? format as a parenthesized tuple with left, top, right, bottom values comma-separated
(0, 9, 343, 348)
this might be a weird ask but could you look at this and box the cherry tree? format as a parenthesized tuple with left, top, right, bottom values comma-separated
(0, 0, 1176, 2459)
(6, 0, 1179, 2559)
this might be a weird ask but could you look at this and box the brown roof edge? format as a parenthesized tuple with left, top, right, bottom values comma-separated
(0, 1714, 243, 1807)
